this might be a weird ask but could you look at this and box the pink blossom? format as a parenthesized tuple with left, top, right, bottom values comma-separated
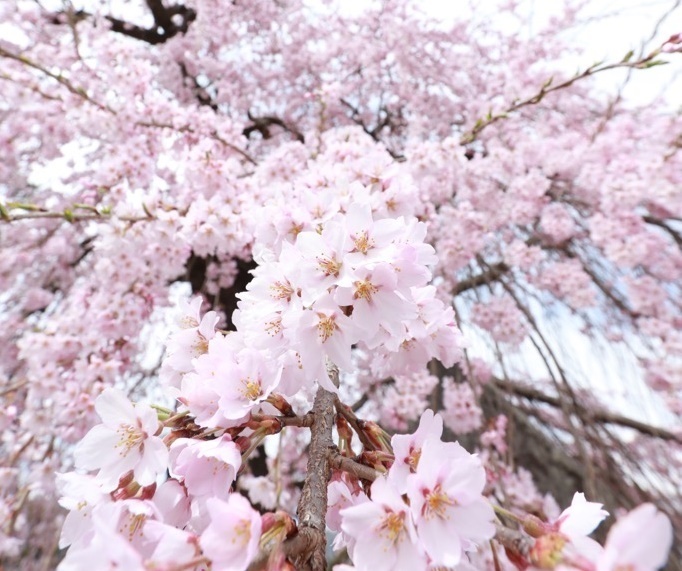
(74, 388, 168, 490)
(215, 347, 283, 420)
(170, 435, 242, 499)
(335, 262, 416, 345)
(200, 494, 262, 571)
(56, 472, 111, 548)
(284, 294, 360, 388)
(58, 510, 145, 571)
(406, 439, 495, 566)
(597, 504, 673, 571)
(340, 476, 427, 571)
(390, 408, 443, 491)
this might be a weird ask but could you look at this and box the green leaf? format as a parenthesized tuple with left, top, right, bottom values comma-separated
(642, 59, 669, 68)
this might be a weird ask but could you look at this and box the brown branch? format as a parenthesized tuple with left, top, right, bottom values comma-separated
(243, 112, 305, 143)
(338, 98, 405, 161)
(329, 451, 380, 482)
(251, 412, 314, 429)
(0, 381, 28, 397)
(493, 522, 533, 558)
(643, 215, 682, 248)
(454, 262, 510, 295)
(287, 364, 339, 571)
(49, 3, 197, 45)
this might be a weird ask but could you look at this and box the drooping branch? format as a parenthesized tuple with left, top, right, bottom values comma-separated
(454, 262, 510, 295)
(460, 46, 678, 144)
(0, 202, 152, 224)
(494, 378, 682, 443)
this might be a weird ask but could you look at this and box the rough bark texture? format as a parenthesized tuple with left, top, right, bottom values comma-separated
(289, 366, 338, 570)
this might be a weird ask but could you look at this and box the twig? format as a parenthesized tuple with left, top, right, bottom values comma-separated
(329, 452, 380, 482)
(493, 522, 533, 558)
(461, 47, 677, 144)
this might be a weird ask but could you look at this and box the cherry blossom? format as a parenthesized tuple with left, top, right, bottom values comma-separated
(340, 477, 427, 571)
(597, 504, 673, 571)
(200, 494, 262, 571)
(0, 0, 680, 568)
(73, 388, 168, 491)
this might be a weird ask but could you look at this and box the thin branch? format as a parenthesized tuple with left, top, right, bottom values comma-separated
(0, 47, 256, 166)
(454, 262, 510, 295)
(0, 46, 112, 112)
(461, 47, 678, 144)
(494, 378, 682, 443)
(137, 120, 258, 165)
(493, 522, 533, 558)
(0, 381, 28, 397)
(329, 451, 380, 482)
(243, 112, 305, 143)
(643, 215, 682, 248)
(0, 203, 151, 224)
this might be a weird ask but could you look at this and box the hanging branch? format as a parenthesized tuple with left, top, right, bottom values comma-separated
(460, 45, 677, 144)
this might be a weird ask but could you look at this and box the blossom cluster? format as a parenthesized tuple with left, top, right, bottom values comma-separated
(1, 0, 681, 566)
(161, 200, 463, 430)
(330, 410, 496, 570)
(57, 387, 262, 571)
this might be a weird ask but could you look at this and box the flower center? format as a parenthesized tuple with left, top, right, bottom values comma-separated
(378, 511, 406, 545)
(265, 315, 283, 337)
(120, 513, 147, 541)
(192, 335, 209, 357)
(352, 231, 374, 254)
(354, 279, 378, 301)
(241, 377, 263, 401)
(231, 519, 252, 547)
(406, 448, 421, 472)
(115, 423, 145, 457)
(317, 314, 338, 342)
(423, 484, 456, 519)
(270, 280, 294, 301)
(316, 255, 342, 277)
